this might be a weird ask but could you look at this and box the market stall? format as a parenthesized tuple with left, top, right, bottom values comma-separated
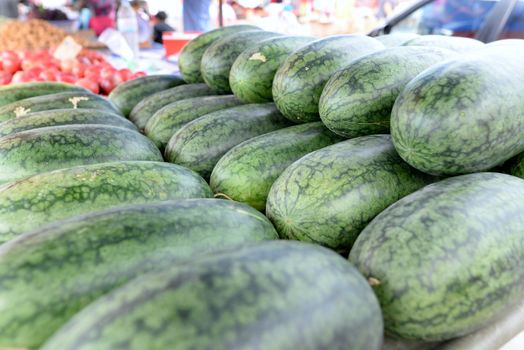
(0, 1, 522, 349)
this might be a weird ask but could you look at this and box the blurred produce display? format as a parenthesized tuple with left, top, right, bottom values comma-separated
(0, 48, 145, 94)
(0, 19, 90, 51)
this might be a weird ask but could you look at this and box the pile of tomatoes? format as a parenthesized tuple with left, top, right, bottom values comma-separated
(0, 49, 146, 95)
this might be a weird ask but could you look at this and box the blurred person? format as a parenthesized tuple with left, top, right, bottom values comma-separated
(75, 0, 116, 35)
(183, 0, 211, 32)
(130, 0, 151, 44)
(210, 0, 237, 27)
(230, 1, 246, 19)
(153, 10, 174, 43)
(377, 0, 398, 19)
(0, 0, 20, 18)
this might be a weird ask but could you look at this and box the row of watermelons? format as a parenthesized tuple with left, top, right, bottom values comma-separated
(0, 24, 522, 350)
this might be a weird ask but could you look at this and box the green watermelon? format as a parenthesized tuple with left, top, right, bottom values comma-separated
(319, 46, 455, 138)
(0, 109, 136, 137)
(179, 25, 261, 83)
(0, 161, 211, 242)
(144, 95, 243, 150)
(403, 35, 484, 52)
(0, 82, 89, 108)
(201, 30, 282, 94)
(0, 199, 277, 349)
(349, 172, 524, 341)
(487, 39, 524, 47)
(165, 103, 293, 180)
(0, 125, 162, 183)
(272, 35, 384, 123)
(266, 135, 434, 253)
(0, 91, 120, 122)
(108, 75, 186, 116)
(508, 152, 524, 179)
(210, 122, 343, 211)
(229, 35, 315, 103)
(129, 83, 215, 131)
(42, 241, 383, 350)
(391, 45, 524, 175)
(375, 33, 420, 47)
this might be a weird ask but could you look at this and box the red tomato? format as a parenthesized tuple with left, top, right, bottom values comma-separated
(26, 65, 44, 77)
(57, 73, 76, 84)
(2, 56, 21, 74)
(11, 71, 32, 83)
(39, 70, 58, 82)
(111, 71, 124, 86)
(59, 59, 77, 74)
(0, 72, 12, 85)
(21, 59, 38, 71)
(131, 71, 146, 80)
(99, 67, 115, 80)
(75, 78, 99, 94)
(72, 63, 87, 78)
(1, 50, 18, 60)
(99, 78, 115, 95)
(118, 68, 133, 81)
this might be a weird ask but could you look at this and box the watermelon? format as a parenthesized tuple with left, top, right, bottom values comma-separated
(108, 75, 186, 116)
(0, 161, 212, 242)
(509, 152, 524, 179)
(0, 91, 121, 122)
(319, 46, 456, 138)
(144, 95, 243, 150)
(375, 33, 420, 47)
(0, 82, 89, 108)
(229, 35, 315, 103)
(210, 122, 343, 211)
(165, 103, 293, 180)
(0, 109, 136, 137)
(487, 39, 524, 47)
(0, 199, 277, 349)
(129, 83, 215, 131)
(42, 241, 383, 350)
(391, 45, 524, 175)
(349, 172, 524, 341)
(0, 125, 162, 183)
(179, 25, 261, 83)
(272, 35, 384, 123)
(201, 30, 282, 94)
(266, 135, 434, 253)
(403, 35, 484, 52)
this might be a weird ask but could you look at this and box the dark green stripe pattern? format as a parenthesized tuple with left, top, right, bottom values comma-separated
(201, 30, 282, 94)
(0, 199, 277, 349)
(129, 83, 215, 131)
(0, 161, 212, 242)
(272, 35, 384, 123)
(211, 122, 343, 211)
(319, 46, 456, 138)
(0, 82, 89, 108)
(179, 25, 261, 83)
(0, 124, 162, 184)
(42, 241, 383, 350)
(0, 109, 137, 137)
(266, 135, 434, 253)
(0, 91, 121, 122)
(391, 46, 524, 175)
(145, 95, 243, 150)
(165, 103, 293, 180)
(108, 75, 186, 116)
(229, 35, 315, 103)
(349, 172, 524, 341)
